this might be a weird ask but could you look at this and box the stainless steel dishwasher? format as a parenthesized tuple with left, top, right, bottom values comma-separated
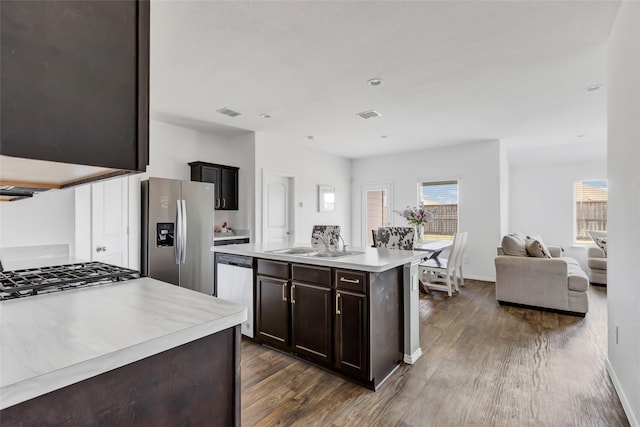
(215, 253, 254, 338)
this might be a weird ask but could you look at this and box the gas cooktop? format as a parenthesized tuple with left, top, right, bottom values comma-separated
(0, 262, 140, 300)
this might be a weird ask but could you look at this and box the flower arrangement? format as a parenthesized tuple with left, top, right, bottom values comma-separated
(395, 206, 435, 226)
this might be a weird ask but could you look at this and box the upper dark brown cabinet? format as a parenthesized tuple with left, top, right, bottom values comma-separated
(0, 0, 150, 172)
(189, 161, 239, 210)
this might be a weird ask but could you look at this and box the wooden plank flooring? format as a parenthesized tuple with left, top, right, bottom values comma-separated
(241, 280, 629, 426)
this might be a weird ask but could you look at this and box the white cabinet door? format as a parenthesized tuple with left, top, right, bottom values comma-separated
(91, 178, 129, 267)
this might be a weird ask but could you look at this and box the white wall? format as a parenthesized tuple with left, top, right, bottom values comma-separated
(607, 2, 640, 425)
(509, 154, 606, 270)
(254, 134, 352, 246)
(352, 140, 503, 281)
(146, 119, 256, 232)
(0, 188, 76, 253)
(499, 142, 510, 236)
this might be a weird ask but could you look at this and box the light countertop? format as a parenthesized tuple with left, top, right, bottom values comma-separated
(213, 229, 250, 241)
(0, 278, 247, 409)
(211, 243, 424, 272)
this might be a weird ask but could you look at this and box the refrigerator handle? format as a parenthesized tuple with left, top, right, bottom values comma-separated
(181, 199, 187, 264)
(175, 199, 182, 264)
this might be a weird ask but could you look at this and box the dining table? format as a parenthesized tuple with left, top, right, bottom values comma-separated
(413, 240, 453, 263)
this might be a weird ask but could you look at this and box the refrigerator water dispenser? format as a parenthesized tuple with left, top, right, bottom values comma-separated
(156, 223, 175, 247)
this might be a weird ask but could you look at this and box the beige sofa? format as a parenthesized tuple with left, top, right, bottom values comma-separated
(586, 230, 607, 285)
(495, 245, 590, 316)
(586, 247, 607, 285)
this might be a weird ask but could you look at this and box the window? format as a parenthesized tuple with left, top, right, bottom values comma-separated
(419, 180, 459, 240)
(575, 179, 608, 243)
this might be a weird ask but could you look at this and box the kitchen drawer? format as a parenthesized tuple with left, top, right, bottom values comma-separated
(292, 264, 332, 287)
(335, 269, 367, 294)
(257, 259, 289, 279)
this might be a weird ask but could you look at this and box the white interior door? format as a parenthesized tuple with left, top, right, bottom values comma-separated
(263, 170, 294, 244)
(91, 177, 129, 267)
(361, 183, 393, 247)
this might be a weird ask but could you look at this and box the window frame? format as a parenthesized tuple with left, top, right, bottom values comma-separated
(573, 178, 608, 244)
(416, 179, 459, 241)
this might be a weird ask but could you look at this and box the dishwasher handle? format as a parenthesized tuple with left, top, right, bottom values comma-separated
(216, 253, 253, 269)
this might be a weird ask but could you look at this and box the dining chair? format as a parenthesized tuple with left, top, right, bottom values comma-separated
(374, 227, 415, 250)
(371, 229, 378, 248)
(311, 225, 341, 250)
(455, 231, 469, 288)
(418, 231, 468, 296)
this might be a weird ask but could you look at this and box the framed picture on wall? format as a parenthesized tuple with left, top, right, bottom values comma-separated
(318, 185, 335, 212)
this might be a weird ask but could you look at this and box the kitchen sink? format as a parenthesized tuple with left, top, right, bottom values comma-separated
(267, 247, 318, 255)
(266, 248, 362, 258)
(308, 251, 358, 258)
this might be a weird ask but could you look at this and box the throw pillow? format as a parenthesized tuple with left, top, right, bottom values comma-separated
(593, 237, 607, 256)
(501, 233, 528, 256)
(587, 230, 607, 256)
(525, 236, 551, 258)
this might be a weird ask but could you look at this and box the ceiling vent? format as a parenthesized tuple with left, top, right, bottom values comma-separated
(216, 107, 241, 117)
(356, 110, 382, 119)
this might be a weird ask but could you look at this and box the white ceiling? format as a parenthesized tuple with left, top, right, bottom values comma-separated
(150, 1, 620, 160)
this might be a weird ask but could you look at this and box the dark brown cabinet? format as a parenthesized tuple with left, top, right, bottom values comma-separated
(256, 275, 290, 349)
(189, 161, 239, 210)
(1, 0, 150, 172)
(254, 258, 402, 390)
(256, 261, 333, 365)
(256, 259, 290, 350)
(335, 269, 368, 378)
(335, 290, 368, 378)
(291, 265, 333, 364)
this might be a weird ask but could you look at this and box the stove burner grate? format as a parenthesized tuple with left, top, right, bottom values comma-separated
(0, 262, 140, 300)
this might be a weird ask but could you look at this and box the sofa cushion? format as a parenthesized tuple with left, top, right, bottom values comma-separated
(567, 265, 589, 292)
(525, 237, 551, 258)
(563, 257, 581, 267)
(501, 233, 528, 256)
(588, 258, 608, 270)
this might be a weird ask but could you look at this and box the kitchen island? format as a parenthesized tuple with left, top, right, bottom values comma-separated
(0, 277, 246, 426)
(212, 243, 425, 390)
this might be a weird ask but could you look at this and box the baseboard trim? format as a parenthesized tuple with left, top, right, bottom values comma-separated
(403, 348, 423, 364)
(606, 358, 639, 427)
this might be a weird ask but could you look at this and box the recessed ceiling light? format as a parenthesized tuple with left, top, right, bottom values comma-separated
(259, 113, 271, 119)
(307, 136, 315, 141)
(381, 135, 388, 139)
(577, 134, 586, 138)
(356, 110, 382, 119)
(367, 78, 383, 87)
(585, 84, 603, 92)
(216, 107, 241, 117)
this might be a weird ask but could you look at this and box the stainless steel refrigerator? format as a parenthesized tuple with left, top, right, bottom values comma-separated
(141, 177, 215, 295)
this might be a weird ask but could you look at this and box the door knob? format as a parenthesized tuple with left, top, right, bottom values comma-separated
(96, 246, 107, 253)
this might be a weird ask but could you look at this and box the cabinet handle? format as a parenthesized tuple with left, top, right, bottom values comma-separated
(339, 277, 360, 284)
(281, 282, 287, 302)
(336, 292, 341, 315)
(222, 198, 226, 208)
(216, 199, 220, 208)
(291, 284, 296, 304)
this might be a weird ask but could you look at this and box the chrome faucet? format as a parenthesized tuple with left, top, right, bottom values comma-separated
(337, 233, 348, 252)
(312, 232, 331, 251)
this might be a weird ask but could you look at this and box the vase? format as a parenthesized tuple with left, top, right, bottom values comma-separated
(416, 224, 424, 241)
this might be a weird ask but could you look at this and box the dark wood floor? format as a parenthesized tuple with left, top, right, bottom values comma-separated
(241, 280, 629, 426)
